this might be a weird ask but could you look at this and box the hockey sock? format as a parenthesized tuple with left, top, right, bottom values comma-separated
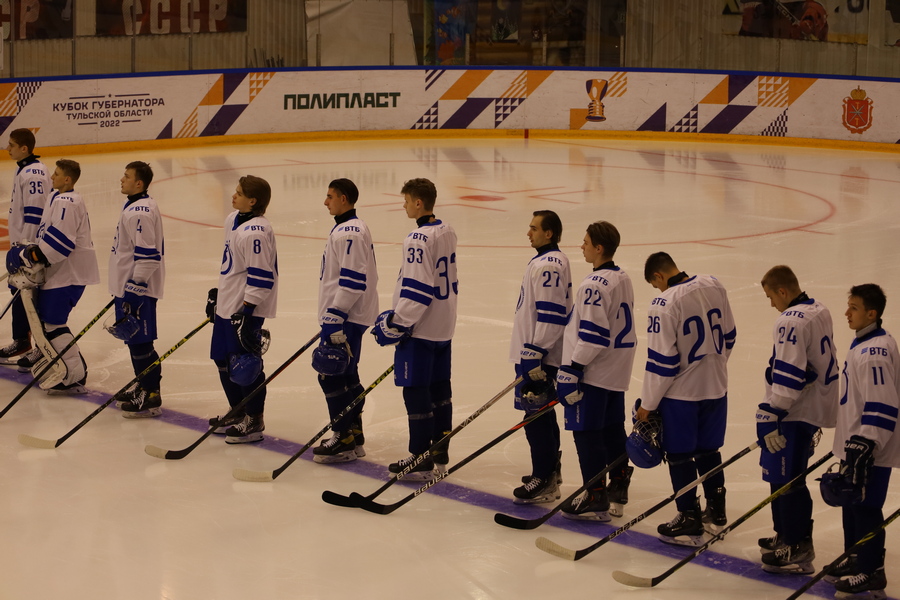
(603, 422, 628, 476)
(694, 449, 725, 495)
(667, 452, 700, 512)
(319, 374, 357, 433)
(130, 341, 161, 391)
(403, 386, 434, 454)
(46, 325, 86, 384)
(524, 410, 560, 479)
(241, 370, 266, 415)
(573, 429, 608, 487)
(431, 379, 452, 446)
(216, 360, 246, 407)
(850, 505, 887, 572)
(11, 292, 29, 340)
(771, 484, 813, 545)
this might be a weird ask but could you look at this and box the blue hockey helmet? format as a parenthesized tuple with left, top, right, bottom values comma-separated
(229, 352, 263, 386)
(627, 407, 664, 469)
(311, 343, 351, 376)
(819, 464, 865, 507)
(103, 313, 140, 341)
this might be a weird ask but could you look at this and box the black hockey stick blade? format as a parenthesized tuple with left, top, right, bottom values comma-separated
(145, 333, 319, 461)
(18, 318, 211, 450)
(231, 364, 394, 481)
(321, 377, 521, 508)
(785, 504, 900, 600)
(535, 441, 761, 560)
(494, 452, 627, 530)
(612, 451, 834, 588)
(356, 400, 560, 516)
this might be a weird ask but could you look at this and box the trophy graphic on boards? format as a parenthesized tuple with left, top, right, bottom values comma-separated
(586, 79, 609, 122)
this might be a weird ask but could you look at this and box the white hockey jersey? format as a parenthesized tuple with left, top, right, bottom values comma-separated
(562, 265, 637, 392)
(509, 245, 571, 368)
(108, 193, 165, 299)
(391, 218, 457, 342)
(216, 211, 278, 319)
(641, 274, 736, 410)
(36, 189, 100, 291)
(318, 212, 378, 326)
(8, 155, 51, 243)
(764, 298, 838, 428)
(833, 328, 900, 468)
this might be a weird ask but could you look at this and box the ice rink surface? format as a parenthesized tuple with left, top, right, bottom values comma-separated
(0, 135, 898, 599)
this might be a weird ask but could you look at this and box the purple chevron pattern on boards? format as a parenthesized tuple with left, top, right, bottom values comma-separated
(700, 104, 757, 134)
(441, 97, 495, 129)
(637, 104, 667, 132)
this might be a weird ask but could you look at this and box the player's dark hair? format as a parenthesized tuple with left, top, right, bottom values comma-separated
(586, 220, 620, 259)
(761, 265, 800, 294)
(849, 283, 886, 326)
(533, 210, 562, 244)
(126, 161, 154, 190)
(239, 175, 272, 216)
(56, 159, 81, 183)
(9, 128, 36, 154)
(329, 178, 359, 204)
(401, 178, 437, 211)
(644, 251, 677, 282)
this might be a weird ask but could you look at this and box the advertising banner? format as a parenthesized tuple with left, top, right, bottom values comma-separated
(95, 0, 247, 36)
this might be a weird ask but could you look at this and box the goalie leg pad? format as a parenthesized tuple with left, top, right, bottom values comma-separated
(46, 325, 87, 387)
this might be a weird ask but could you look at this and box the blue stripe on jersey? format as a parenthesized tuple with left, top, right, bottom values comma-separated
(536, 301, 567, 325)
(538, 312, 568, 326)
(861, 415, 896, 432)
(864, 401, 900, 419)
(24, 215, 41, 225)
(774, 359, 807, 380)
(24, 206, 43, 224)
(248, 266, 274, 279)
(400, 289, 433, 306)
(772, 372, 806, 391)
(648, 348, 679, 365)
(724, 328, 736, 349)
(134, 245, 161, 261)
(578, 320, 610, 346)
(646, 361, 679, 378)
(247, 277, 274, 290)
(535, 300, 566, 315)
(339, 268, 366, 283)
(339, 277, 366, 291)
(339, 268, 367, 291)
(402, 277, 434, 297)
(46, 225, 75, 251)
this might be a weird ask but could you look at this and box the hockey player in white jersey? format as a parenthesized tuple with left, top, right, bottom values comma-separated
(508, 210, 571, 504)
(824, 284, 899, 598)
(1, 129, 51, 363)
(312, 178, 378, 464)
(637, 251, 736, 546)
(556, 221, 636, 520)
(755, 266, 838, 574)
(205, 176, 278, 444)
(106, 161, 166, 418)
(373, 178, 457, 481)
(6, 159, 100, 394)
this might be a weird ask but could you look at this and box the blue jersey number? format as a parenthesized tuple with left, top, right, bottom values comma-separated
(434, 253, 458, 300)
(683, 308, 726, 364)
(614, 302, 635, 348)
(820, 336, 839, 385)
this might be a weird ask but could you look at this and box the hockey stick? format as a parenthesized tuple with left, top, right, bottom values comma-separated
(321, 376, 522, 507)
(18, 318, 211, 449)
(785, 504, 900, 600)
(0, 289, 20, 321)
(494, 452, 627, 530)
(355, 400, 561, 515)
(612, 451, 834, 588)
(0, 298, 115, 420)
(143, 332, 319, 460)
(536, 441, 760, 559)
(232, 364, 395, 482)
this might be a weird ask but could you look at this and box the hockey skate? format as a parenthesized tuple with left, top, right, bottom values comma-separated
(209, 411, 246, 434)
(0, 337, 31, 365)
(225, 413, 265, 444)
(834, 568, 887, 599)
(701, 487, 727, 534)
(513, 475, 560, 505)
(608, 465, 634, 518)
(46, 376, 87, 396)
(389, 455, 437, 482)
(824, 554, 858, 584)
(657, 509, 707, 547)
(761, 537, 815, 574)
(313, 431, 358, 464)
(350, 418, 366, 458)
(562, 488, 611, 522)
(520, 450, 563, 486)
(120, 387, 162, 418)
(432, 430, 451, 475)
(17, 347, 42, 373)
(758, 532, 786, 553)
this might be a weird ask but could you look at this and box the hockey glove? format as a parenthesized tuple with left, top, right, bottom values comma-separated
(123, 279, 148, 317)
(231, 303, 262, 354)
(519, 343, 547, 381)
(843, 435, 875, 488)
(371, 310, 411, 346)
(205, 288, 218, 320)
(556, 365, 583, 406)
(321, 307, 348, 345)
(755, 403, 788, 453)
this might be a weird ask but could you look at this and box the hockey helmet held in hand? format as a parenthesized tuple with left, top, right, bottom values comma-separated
(311, 342, 351, 376)
(244, 328, 271, 356)
(229, 352, 263, 387)
(519, 378, 555, 409)
(627, 401, 664, 469)
(819, 463, 865, 507)
(103, 312, 140, 341)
